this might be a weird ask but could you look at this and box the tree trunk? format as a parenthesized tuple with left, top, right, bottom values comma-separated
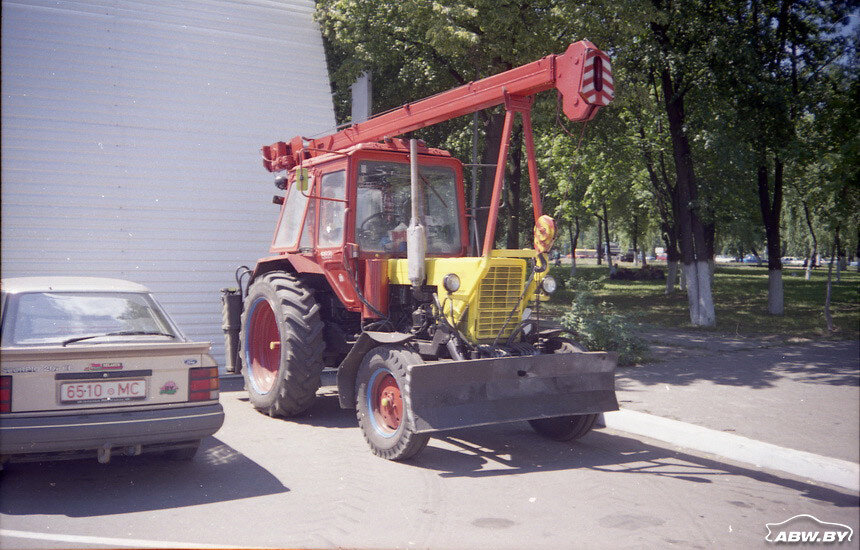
(603, 203, 615, 275)
(663, 222, 681, 295)
(757, 157, 784, 315)
(568, 219, 580, 278)
(659, 64, 714, 326)
(768, 269, 784, 315)
(596, 217, 603, 265)
(835, 228, 844, 282)
(666, 261, 679, 294)
(824, 243, 835, 332)
(800, 173, 818, 279)
(476, 112, 506, 249)
(704, 220, 716, 261)
(638, 123, 674, 283)
(704, 221, 716, 278)
(632, 215, 639, 266)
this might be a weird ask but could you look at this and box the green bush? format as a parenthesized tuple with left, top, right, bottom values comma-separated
(565, 275, 607, 292)
(560, 288, 648, 366)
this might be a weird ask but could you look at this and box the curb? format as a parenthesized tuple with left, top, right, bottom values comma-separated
(599, 409, 860, 492)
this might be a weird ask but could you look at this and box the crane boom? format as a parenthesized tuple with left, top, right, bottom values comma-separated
(263, 40, 613, 172)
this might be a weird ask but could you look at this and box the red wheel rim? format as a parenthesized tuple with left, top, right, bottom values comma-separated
(372, 373, 403, 432)
(248, 299, 280, 393)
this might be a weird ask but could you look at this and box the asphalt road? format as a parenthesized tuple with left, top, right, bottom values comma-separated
(1, 384, 857, 549)
(617, 335, 860, 463)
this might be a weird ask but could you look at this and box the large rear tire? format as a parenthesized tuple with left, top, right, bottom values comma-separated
(240, 271, 325, 417)
(528, 338, 599, 441)
(355, 345, 430, 460)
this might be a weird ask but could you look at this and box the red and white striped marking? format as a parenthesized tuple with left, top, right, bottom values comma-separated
(580, 50, 614, 106)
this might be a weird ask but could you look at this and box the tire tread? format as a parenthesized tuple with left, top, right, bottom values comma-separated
(242, 271, 326, 417)
(356, 345, 430, 461)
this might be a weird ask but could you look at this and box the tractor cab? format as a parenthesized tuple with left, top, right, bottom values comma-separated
(270, 140, 467, 260)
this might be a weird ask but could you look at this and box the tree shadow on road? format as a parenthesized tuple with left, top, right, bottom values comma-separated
(619, 340, 859, 389)
(0, 437, 288, 517)
(409, 424, 857, 508)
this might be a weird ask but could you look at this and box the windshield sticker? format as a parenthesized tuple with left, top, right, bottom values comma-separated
(159, 381, 178, 395)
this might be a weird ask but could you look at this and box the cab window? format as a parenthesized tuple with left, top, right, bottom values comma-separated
(318, 170, 346, 248)
(273, 176, 312, 249)
(355, 161, 460, 254)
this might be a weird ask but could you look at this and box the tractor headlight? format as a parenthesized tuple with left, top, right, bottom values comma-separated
(442, 273, 461, 293)
(541, 275, 557, 294)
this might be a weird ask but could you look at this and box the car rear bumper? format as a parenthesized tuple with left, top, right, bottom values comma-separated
(0, 402, 224, 456)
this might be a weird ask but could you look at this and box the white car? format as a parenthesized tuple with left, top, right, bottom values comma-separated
(0, 277, 224, 467)
(781, 257, 805, 267)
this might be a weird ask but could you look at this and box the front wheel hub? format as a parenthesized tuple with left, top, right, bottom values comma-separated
(371, 372, 402, 433)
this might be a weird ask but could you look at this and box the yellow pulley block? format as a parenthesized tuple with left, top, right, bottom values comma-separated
(533, 215, 556, 253)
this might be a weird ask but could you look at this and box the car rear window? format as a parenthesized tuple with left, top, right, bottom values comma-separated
(1, 292, 176, 347)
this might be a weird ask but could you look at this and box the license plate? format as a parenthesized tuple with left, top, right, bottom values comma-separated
(60, 380, 147, 404)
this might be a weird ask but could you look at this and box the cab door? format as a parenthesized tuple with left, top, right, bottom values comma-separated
(314, 162, 359, 311)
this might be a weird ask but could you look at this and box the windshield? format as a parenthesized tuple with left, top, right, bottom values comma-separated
(356, 160, 461, 254)
(1, 291, 178, 347)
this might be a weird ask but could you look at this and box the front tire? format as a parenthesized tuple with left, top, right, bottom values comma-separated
(528, 338, 599, 441)
(355, 345, 430, 460)
(240, 271, 325, 417)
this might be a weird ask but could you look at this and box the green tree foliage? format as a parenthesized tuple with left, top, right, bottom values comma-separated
(314, 0, 858, 331)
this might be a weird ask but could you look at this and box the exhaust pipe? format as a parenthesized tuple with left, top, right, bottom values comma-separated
(221, 287, 243, 373)
(407, 138, 426, 288)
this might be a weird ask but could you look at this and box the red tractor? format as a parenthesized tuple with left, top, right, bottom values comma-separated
(225, 41, 618, 460)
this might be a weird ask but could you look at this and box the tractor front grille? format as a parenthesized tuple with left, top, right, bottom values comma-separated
(474, 262, 526, 340)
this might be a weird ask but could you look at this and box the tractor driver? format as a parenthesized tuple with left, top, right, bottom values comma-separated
(356, 189, 406, 252)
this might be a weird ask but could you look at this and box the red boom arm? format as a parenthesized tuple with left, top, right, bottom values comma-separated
(262, 41, 613, 172)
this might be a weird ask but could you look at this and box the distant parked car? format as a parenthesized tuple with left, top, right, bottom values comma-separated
(781, 257, 805, 266)
(0, 277, 224, 468)
(742, 254, 762, 264)
(715, 255, 734, 264)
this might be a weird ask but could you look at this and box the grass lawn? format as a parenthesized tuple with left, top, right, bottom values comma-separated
(545, 261, 860, 341)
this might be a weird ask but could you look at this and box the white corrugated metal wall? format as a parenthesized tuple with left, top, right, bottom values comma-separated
(1, 0, 336, 366)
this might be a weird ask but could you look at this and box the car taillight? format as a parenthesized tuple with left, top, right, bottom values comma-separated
(189, 367, 219, 401)
(0, 376, 12, 413)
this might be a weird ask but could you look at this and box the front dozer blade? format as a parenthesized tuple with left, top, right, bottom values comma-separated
(407, 352, 618, 433)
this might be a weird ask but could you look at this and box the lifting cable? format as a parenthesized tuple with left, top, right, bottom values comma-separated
(556, 93, 590, 150)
